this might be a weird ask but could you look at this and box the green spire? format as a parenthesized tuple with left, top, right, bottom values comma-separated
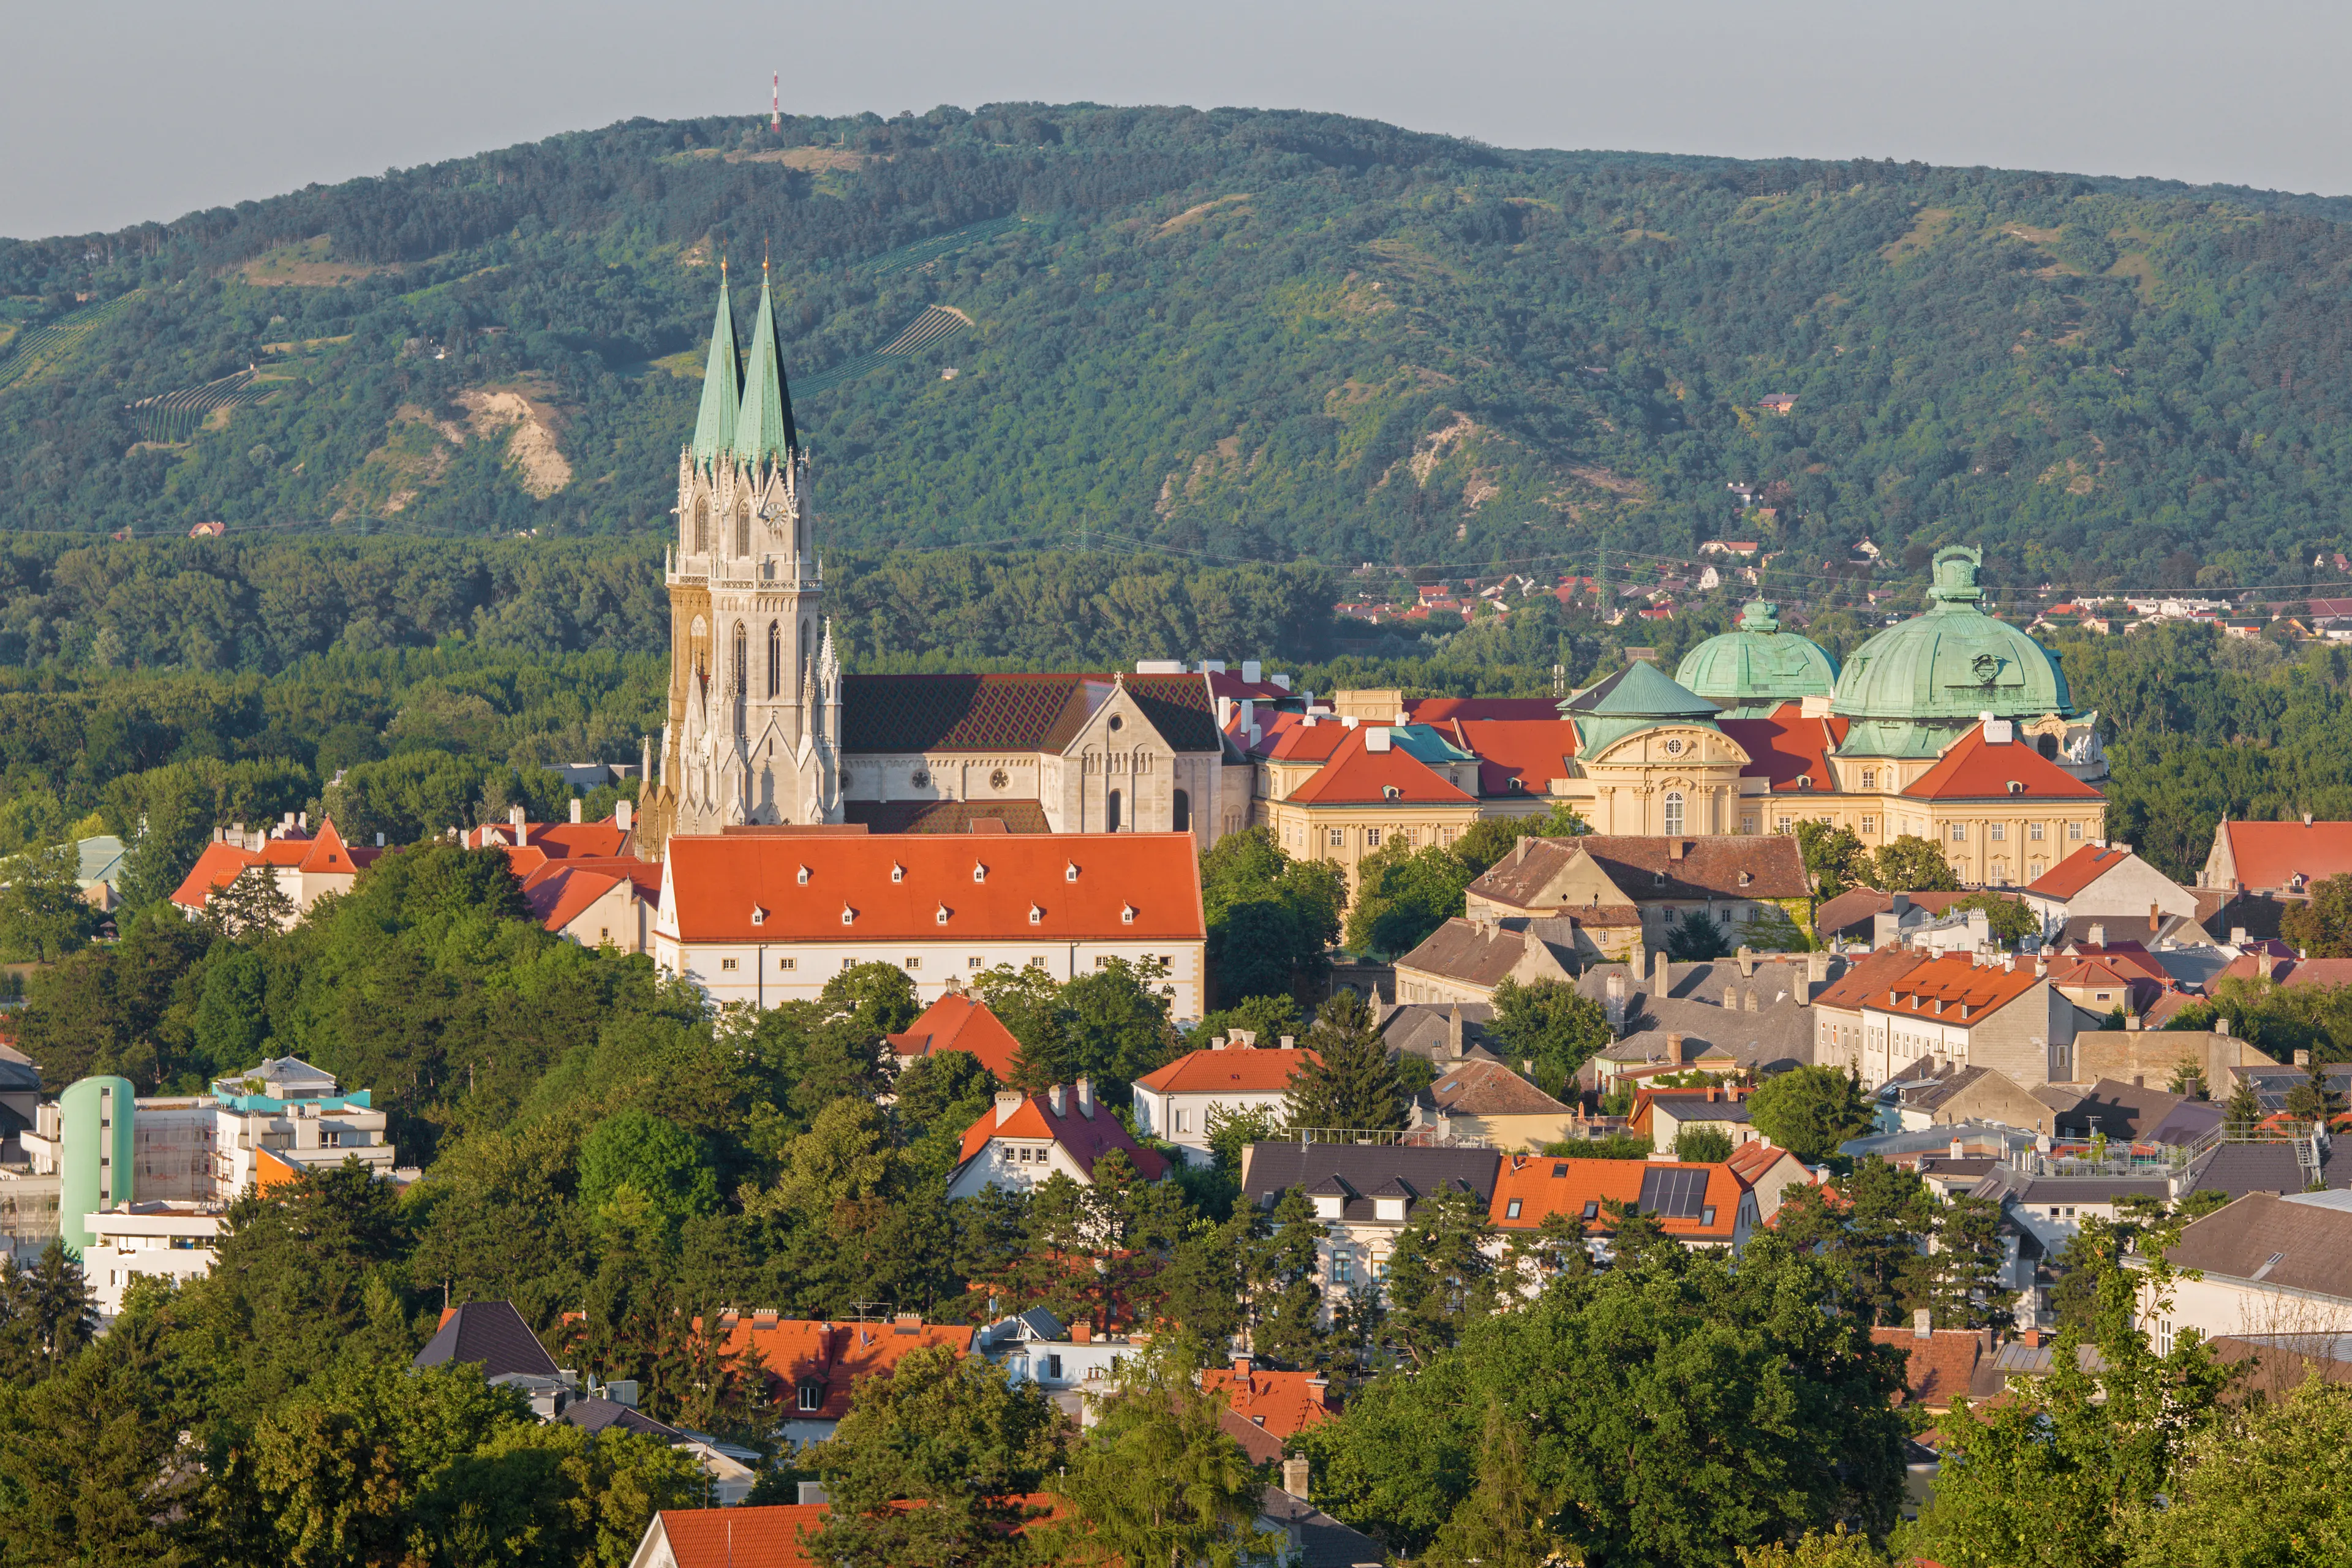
(734, 262, 799, 466)
(690, 268, 741, 463)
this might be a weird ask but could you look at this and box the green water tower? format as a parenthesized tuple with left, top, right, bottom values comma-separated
(57, 1075, 136, 1256)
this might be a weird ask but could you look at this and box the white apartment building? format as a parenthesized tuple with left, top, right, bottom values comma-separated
(1131, 1039, 1316, 1166)
(82, 1201, 224, 1314)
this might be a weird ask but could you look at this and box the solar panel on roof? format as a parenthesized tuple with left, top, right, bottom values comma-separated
(1639, 1166, 1709, 1219)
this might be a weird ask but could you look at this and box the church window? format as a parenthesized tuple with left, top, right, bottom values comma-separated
(990, 769, 1009, 791)
(735, 497, 751, 558)
(692, 498, 709, 555)
(1107, 790, 1123, 833)
(1663, 791, 1686, 836)
(911, 769, 931, 790)
(1172, 790, 1190, 831)
(767, 622, 782, 698)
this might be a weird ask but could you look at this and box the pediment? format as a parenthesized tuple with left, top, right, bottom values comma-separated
(1585, 725, 1751, 769)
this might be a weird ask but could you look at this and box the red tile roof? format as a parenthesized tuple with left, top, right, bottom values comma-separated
(1487, 1154, 1747, 1242)
(2022, 844, 2135, 900)
(465, 817, 632, 859)
(1725, 1139, 1808, 1187)
(1283, 729, 1476, 807)
(705, 1314, 976, 1420)
(842, 799, 1054, 834)
(1449, 719, 1584, 797)
(1262, 717, 1351, 764)
(2213, 820, 2352, 892)
(516, 856, 660, 935)
(1200, 1363, 1336, 1439)
(956, 1091, 1170, 1182)
(657, 832, 1205, 944)
(1812, 888, 1977, 937)
(1869, 1326, 1987, 1409)
(645, 1496, 1070, 1568)
(1718, 704, 1850, 791)
(2215, 953, 2352, 989)
(168, 818, 377, 909)
(1901, 726, 2101, 802)
(1404, 697, 1570, 723)
(1867, 954, 2043, 1023)
(1811, 948, 1934, 1011)
(1135, 1046, 1319, 1095)
(886, 993, 1025, 1081)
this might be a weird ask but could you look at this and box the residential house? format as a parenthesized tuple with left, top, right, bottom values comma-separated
(946, 1082, 1169, 1200)
(885, 990, 1025, 1082)
(1376, 1000, 1506, 1068)
(1390, 917, 1581, 1006)
(1253, 723, 1485, 892)
(414, 1300, 561, 1379)
(464, 801, 636, 859)
(1886, 1063, 2062, 1134)
(2053, 1077, 2225, 1144)
(2019, 844, 2201, 937)
(1487, 1153, 1758, 1258)
(1200, 1355, 1337, 1444)
(168, 816, 383, 929)
(1852, 951, 2088, 1090)
(1725, 1138, 1816, 1219)
(2142, 1193, 2352, 1350)
(1809, 948, 1932, 1078)
(1637, 1087, 1759, 1153)
(1463, 834, 1811, 957)
(1870, 1313, 1995, 1412)
(979, 1310, 1134, 1407)
(654, 831, 1207, 1019)
(1240, 1142, 1504, 1302)
(1411, 1057, 1577, 1151)
(1810, 889, 1984, 949)
(1132, 1042, 1319, 1166)
(698, 1311, 976, 1449)
(1576, 953, 1826, 1090)
(2199, 816, 2352, 897)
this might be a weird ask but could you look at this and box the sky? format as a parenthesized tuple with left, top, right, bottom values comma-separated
(8, 0, 2351, 238)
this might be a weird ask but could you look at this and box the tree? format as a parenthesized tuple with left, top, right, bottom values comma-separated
(1382, 1185, 1501, 1367)
(1930, 1194, 2010, 1330)
(1250, 1190, 1329, 1371)
(1674, 1125, 1735, 1163)
(1345, 840, 1476, 957)
(2165, 1060, 2207, 1100)
(1200, 829, 1343, 1001)
(1953, 890, 2040, 945)
(2282, 872, 2352, 958)
(114, 766, 216, 911)
(1450, 801, 1587, 875)
(2226, 1072, 2263, 1127)
(1665, 908, 1731, 962)
(192, 947, 271, 1076)
(804, 1343, 1065, 1568)
(1047, 1338, 1276, 1568)
(1738, 1527, 1892, 1567)
(0, 1240, 97, 1384)
(1422, 1398, 1564, 1568)
(2124, 1378, 2352, 1566)
(576, 1109, 722, 1245)
(1747, 1065, 1874, 1163)
(1869, 835, 1962, 894)
(200, 863, 298, 940)
(1283, 991, 1404, 1133)
(0, 841, 102, 962)
(1793, 821, 1871, 900)
(2285, 1057, 2343, 1126)
(1488, 978, 1611, 1101)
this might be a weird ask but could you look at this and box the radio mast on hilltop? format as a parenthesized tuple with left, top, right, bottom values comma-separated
(771, 72, 781, 131)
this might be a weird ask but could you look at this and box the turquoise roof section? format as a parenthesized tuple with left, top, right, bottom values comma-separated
(1559, 661, 1724, 754)
(208, 1087, 372, 1114)
(1831, 546, 2077, 758)
(1387, 724, 1476, 765)
(690, 274, 741, 463)
(1674, 601, 1841, 717)
(733, 268, 800, 466)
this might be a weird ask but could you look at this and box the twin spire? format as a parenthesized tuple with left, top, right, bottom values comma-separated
(689, 259, 801, 466)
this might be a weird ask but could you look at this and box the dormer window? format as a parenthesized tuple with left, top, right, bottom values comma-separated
(936, 906, 951, 925)
(1066, 862, 1080, 882)
(841, 906, 856, 925)
(1738, 872, 1752, 887)
(973, 862, 988, 883)
(891, 864, 906, 883)
(797, 865, 811, 886)
(1382, 785, 1402, 801)
(1795, 774, 1812, 791)
(751, 905, 767, 926)
(1029, 905, 1044, 925)
(1121, 904, 1137, 925)
(797, 1382, 822, 1412)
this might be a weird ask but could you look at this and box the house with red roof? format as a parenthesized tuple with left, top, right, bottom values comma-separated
(2201, 815, 2352, 898)
(1131, 1039, 1319, 1166)
(947, 1080, 1170, 1200)
(1256, 723, 1484, 891)
(654, 831, 1205, 1018)
(687, 1310, 978, 1448)
(463, 799, 636, 859)
(169, 816, 382, 930)
(885, 991, 1025, 1081)
(518, 857, 663, 953)
(1200, 1355, 1337, 1442)
(1487, 1152, 1759, 1257)
(1856, 951, 2090, 1090)
(1886, 722, 2106, 888)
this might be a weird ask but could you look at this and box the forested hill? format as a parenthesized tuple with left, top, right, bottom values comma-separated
(9, 103, 2352, 588)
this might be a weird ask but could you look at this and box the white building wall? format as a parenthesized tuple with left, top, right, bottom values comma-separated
(82, 1208, 222, 1314)
(654, 934, 1207, 1020)
(1131, 1086, 1291, 1165)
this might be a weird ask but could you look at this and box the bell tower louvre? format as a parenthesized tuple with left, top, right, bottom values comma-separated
(639, 262, 842, 858)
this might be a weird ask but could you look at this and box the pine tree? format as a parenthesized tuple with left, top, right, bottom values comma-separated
(1423, 1397, 1562, 1568)
(2226, 1073, 2263, 1129)
(1283, 990, 1405, 1133)
(1250, 1189, 1327, 1370)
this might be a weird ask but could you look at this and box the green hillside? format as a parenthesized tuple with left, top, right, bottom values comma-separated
(8, 104, 2352, 589)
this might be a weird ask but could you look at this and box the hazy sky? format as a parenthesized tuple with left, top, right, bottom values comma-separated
(9, 0, 2350, 239)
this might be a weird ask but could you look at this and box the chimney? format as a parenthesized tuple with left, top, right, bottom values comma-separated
(1075, 1078, 1095, 1118)
(1665, 1031, 1685, 1065)
(1365, 726, 1392, 753)
(2296, 1049, 2312, 1068)
(510, 804, 527, 834)
(1892, 892, 1911, 916)
(2034, 954, 2048, 978)
(1281, 1457, 1311, 1502)
(1070, 1320, 1091, 1344)
(1279, 1035, 1295, 1049)
(2231, 926, 2248, 948)
(1950, 1139, 1964, 1159)
(616, 797, 633, 832)
(1515, 835, 1532, 865)
(1654, 951, 1672, 995)
(1668, 839, 1685, 861)
(2149, 902, 2160, 934)
(2088, 922, 2105, 949)
(797, 1482, 831, 1507)
(375, 832, 385, 848)
(2125, 1012, 2142, 1033)
(1242, 659, 1262, 684)
(1232, 1353, 1253, 1374)
(1737, 947, 1757, 979)
(1049, 1085, 1067, 1117)
(994, 1090, 1023, 1126)
(1913, 1307, 1932, 1341)
(1212, 1035, 1229, 1052)
(569, 797, 583, 824)
(1447, 1007, 1466, 1060)
(2217, 1017, 2231, 1039)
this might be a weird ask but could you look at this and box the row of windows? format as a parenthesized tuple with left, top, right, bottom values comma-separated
(1950, 821, 2084, 843)
(706, 952, 1177, 975)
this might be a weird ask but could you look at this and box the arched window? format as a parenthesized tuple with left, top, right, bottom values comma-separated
(2037, 733, 2059, 760)
(692, 497, 709, 555)
(1106, 789, 1123, 834)
(1172, 789, 1191, 832)
(735, 497, 752, 559)
(802, 619, 813, 673)
(1663, 790, 1686, 836)
(766, 621, 782, 698)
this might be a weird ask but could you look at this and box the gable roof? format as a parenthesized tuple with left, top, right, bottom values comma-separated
(1811, 946, 1936, 1011)
(706, 1313, 976, 1419)
(1200, 1364, 1336, 1439)
(659, 832, 1204, 944)
(1262, 716, 1352, 764)
(413, 1300, 560, 1379)
(1869, 1325, 1988, 1409)
(1472, 834, 1810, 908)
(837, 673, 1221, 754)
(2024, 843, 2138, 900)
(2214, 819, 2352, 892)
(1422, 1057, 1568, 1116)
(1718, 704, 1851, 791)
(643, 1504, 830, 1568)
(1725, 1139, 1809, 1187)
(842, 799, 1054, 834)
(2164, 1193, 2352, 1300)
(1283, 729, 1476, 807)
(518, 857, 660, 935)
(1136, 1046, 1319, 1096)
(168, 817, 379, 908)
(886, 993, 1025, 1081)
(1902, 725, 2102, 801)
(466, 817, 632, 859)
(2056, 1077, 2225, 1144)
(956, 1092, 1170, 1182)
(1812, 888, 1977, 939)
(1863, 953, 2045, 1026)
(1393, 918, 1561, 990)
(1243, 1143, 1502, 1216)
(1449, 718, 1585, 797)
(1487, 1153, 1747, 1241)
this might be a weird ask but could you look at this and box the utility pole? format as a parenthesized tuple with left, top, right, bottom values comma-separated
(771, 72, 782, 132)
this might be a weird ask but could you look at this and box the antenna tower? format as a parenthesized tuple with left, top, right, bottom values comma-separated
(771, 72, 781, 132)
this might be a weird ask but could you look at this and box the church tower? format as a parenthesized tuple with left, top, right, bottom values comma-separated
(640, 263, 841, 857)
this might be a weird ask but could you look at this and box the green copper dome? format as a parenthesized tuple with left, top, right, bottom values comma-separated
(1831, 546, 2076, 758)
(1559, 660, 1723, 754)
(1674, 601, 1841, 717)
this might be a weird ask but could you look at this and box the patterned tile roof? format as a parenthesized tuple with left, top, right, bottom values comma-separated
(839, 673, 1222, 755)
(842, 799, 1054, 834)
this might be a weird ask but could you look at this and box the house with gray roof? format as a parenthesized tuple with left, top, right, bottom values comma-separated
(2145, 1193, 2352, 1348)
(1240, 1142, 1502, 1311)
